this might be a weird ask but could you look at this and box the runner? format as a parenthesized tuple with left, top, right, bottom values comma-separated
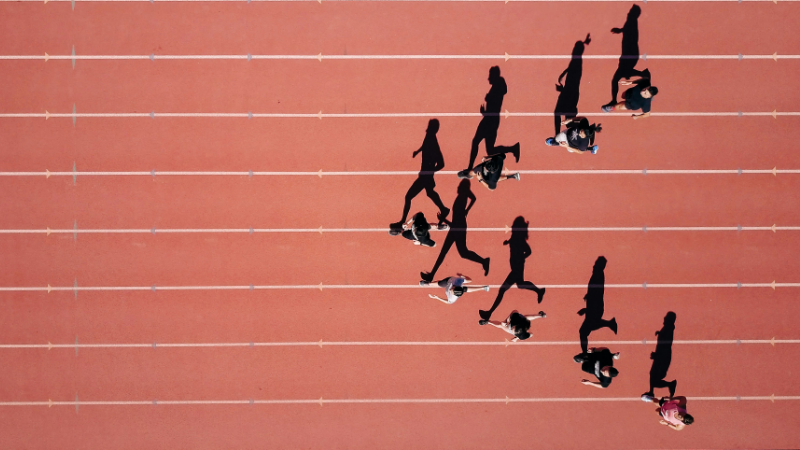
(574, 347, 621, 389)
(640, 395, 694, 431)
(458, 153, 520, 191)
(479, 310, 546, 341)
(602, 73, 658, 120)
(545, 117, 601, 154)
(421, 273, 489, 304)
(391, 212, 444, 248)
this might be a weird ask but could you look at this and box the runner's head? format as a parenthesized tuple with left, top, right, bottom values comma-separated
(680, 413, 694, 425)
(642, 86, 658, 98)
(452, 286, 465, 297)
(602, 367, 619, 377)
(585, 123, 603, 140)
(515, 329, 531, 340)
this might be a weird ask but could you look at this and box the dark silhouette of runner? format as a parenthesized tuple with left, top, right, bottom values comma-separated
(644, 312, 678, 397)
(553, 34, 590, 137)
(605, 5, 647, 107)
(458, 66, 520, 177)
(420, 179, 489, 283)
(479, 216, 545, 321)
(390, 119, 450, 232)
(578, 256, 617, 353)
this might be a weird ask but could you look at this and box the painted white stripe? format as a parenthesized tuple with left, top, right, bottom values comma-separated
(3, 0, 800, 3)
(1, 169, 797, 177)
(1, 339, 796, 350)
(1, 226, 798, 235)
(0, 282, 796, 293)
(3, 54, 800, 61)
(1, 396, 798, 408)
(1, 111, 798, 119)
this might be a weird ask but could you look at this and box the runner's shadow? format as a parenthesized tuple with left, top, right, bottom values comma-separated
(554, 34, 591, 137)
(646, 311, 678, 397)
(479, 216, 544, 320)
(607, 5, 646, 105)
(390, 119, 450, 229)
(421, 179, 489, 282)
(578, 256, 617, 353)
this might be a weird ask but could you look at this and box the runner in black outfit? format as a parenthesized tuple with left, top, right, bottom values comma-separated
(578, 256, 618, 354)
(390, 119, 450, 233)
(420, 179, 490, 283)
(457, 66, 520, 178)
(574, 347, 620, 389)
(545, 117, 602, 154)
(602, 75, 658, 120)
(480, 310, 546, 341)
(460, 153, 520, 191)
(394, 212, 439, 248)
(479, 216, 545, 321)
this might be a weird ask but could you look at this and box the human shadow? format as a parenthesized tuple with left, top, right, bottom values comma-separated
(645, 311, 678, 397)
(553, 34, 591, 137)
(390, 119, 450, 230)
(479, 216, 544, 320)
(606, 5, 647, 105)
(420, 179, 490, 282)
(460, 66, 520, 174)
(578, 256, 617, 353)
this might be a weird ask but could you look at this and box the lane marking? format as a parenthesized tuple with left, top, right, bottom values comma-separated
(3, 53, 800, 61)
(1, 111, 798, 119)
(7, 225, 800, 235)
(3, 168, 798, 177)
(4, 395, 799, 408)
(0, 281, 796, 293)
(2, 338, 797, 350)
(21, 0, 800, 4)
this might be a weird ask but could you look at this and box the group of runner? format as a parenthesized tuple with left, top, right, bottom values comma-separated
(387, 10, 689, 430)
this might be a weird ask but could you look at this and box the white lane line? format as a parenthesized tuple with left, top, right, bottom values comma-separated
(0, 282, 796, 293)
(1, 111, 798, 119)
(5, 54, 800, 61)
(3, 225, 798, 235)
(9, 0, 800, 3)
(2, 169, 798, 177)
(2, 396, 798, 408)
(2, 338, 796, 350)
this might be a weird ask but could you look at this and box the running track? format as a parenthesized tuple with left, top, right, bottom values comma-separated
(1, 2, 799, 449)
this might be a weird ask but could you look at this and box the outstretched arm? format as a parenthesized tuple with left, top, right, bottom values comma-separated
(581, 380, 606, 389)
(428, 294, 450, 304)
(632, 112, 651, 120)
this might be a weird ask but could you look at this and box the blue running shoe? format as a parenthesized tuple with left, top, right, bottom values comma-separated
(590, 145, 599, 154)
(545, 137, 557, 146)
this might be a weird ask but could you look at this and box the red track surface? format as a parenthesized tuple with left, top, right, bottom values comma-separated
(1, 2, 799, 449)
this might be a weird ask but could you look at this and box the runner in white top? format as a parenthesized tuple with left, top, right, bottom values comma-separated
(421, 273, 489, 304)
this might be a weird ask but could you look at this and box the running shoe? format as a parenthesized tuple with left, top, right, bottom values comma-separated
(545, 137, 558, 146)
(590, 145, 599, 154)
(601, 105, 615, 112)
